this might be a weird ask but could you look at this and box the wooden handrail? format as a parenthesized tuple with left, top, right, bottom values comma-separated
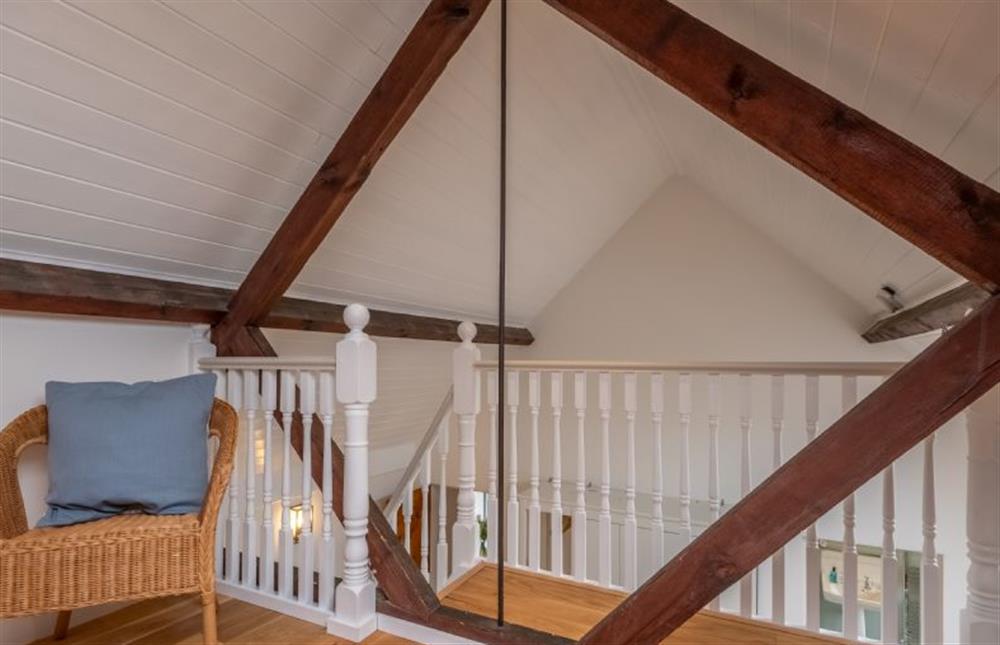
(474, 360, 904, 376)
(578, 296, 999, 644)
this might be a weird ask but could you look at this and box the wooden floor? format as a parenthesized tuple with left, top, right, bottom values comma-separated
(440, 564, 851, 644)
(30, 595, 411, 645)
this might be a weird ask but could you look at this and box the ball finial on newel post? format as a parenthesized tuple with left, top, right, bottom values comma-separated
(344, 303, 370, 335)
(458, 320, 477, 344)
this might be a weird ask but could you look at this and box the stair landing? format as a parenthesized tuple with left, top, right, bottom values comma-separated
(440, 563, 853, 644)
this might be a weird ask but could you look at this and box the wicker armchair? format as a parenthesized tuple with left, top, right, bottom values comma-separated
(0, 399, 237, 644)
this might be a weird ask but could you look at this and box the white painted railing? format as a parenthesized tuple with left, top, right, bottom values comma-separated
(196, 304, 377, 642)
(381, 322, 998, 645)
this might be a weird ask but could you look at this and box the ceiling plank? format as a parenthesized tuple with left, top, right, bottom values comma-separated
(543, 0, 1000, 293)
(0, 259, 533, 345)
(579, 295, 1000, 644)
(215, 0, 492, 348)
(863, 282, 991, 343)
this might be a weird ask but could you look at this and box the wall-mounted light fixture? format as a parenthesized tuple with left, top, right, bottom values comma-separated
(291, 504, 304, 544)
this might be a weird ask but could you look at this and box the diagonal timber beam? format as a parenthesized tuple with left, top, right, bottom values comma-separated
(863, 281, 991, 343)
(215, 0, 491, 350)
(579, 295, 1000, 644)
(544, 0, 1000, 293)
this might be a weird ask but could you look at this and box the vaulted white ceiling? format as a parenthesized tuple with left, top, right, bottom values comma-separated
(1, 0, 997, 325)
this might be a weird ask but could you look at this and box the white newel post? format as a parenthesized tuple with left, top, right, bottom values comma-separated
(963, 386, 1000, 645)
(329, 304, 377, 641)
(452, 322, 481, 574)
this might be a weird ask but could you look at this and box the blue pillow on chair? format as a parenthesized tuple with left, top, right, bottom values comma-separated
(39, 373, 217, 527)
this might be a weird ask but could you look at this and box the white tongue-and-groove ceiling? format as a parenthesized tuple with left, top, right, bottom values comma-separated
(1, 0, 996, 325)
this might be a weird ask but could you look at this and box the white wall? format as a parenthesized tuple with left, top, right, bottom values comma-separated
(524, 177, 910, 363)
(0, 312, 193, 644)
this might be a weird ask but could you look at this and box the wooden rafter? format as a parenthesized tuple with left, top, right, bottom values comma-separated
(544, 0, 1000, 293)
(215, 0, 492, 349)
(863, 282, 990, 343)
(0, 259, 532, 345)
(579, 295, 1000, 644)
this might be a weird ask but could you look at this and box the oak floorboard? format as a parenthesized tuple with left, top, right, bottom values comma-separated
(28, 596, 413, 644)
(440, 564, 852, 644)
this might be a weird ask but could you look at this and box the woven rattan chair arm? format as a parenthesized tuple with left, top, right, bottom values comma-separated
(198, 398, 237, 581)
(0, 406, 48, 539)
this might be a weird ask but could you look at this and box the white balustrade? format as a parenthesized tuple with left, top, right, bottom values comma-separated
(436, 419, 450, 591)
(506, 370, 520, 567)
(921, 434, 943, 645)
(452, 322, 480, 574)
(706, 373, 721, 611)
(528, 371, 542, 572)
(770, 375, 785, 624)
(738, 373, 753, 618)
(804, 374, 821, 631)
(598, 372, 613, 587)
(650, 373, 665, 572)
(550, 372, 564, 576)
(197, 304, 376, 640)
(431, 357, 968, 645)
(420, 451, 431, 581)
(842, 375, 858, 640)
(299, 370, 316, 606)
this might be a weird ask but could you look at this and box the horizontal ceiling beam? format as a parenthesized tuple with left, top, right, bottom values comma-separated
(863, 282, 991, 343)
(216, 0, 491, 346)
(545, 0, 1000, 293)
(0, 259, 533, 345)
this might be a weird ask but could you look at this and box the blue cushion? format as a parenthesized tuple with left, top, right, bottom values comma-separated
(38, 373, 217, 527)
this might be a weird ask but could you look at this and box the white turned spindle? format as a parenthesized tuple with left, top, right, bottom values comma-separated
(333, 304, 377, 638)
(452, 322, 481, 573)
(528, 371, 542, 572)
(921, 434, 943, 645)
(804, 374, 821, 631)
(261, 370, 277, 594)
(550, 372, 564, 576)
(881, 462, 898, 644)
(623, 372, 638, 591)
(279, 370, 296, 598)
(739, 373, 753, 617)
(598, 372, 613, 587)
(213, 370, 227, 579)
(679, 373, 693, 544)
(319, 369, 336, 610)
(487, 370, 499, 563)
(650, 373, 665, 571)
(243, 369, 259, 588)
(435, 420, 449, 591)
(964, 386, 1000, 645)
(707, 373, 721, 610)
(298, 370, 317, 605)
(770, 375, 785, 624)
(506, 370, 520, 567)
(403, 478, 414, 555)
(842, 375, 858, 640)
(573, 371, 588, 582)
(227, 370, 243, 584)
(420, 450, 432, 580)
